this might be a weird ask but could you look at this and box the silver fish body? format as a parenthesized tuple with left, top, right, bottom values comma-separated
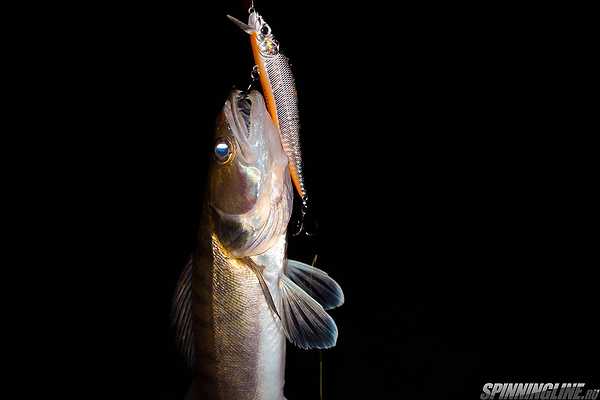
(174, 89, 343, 400)
(189, 90, 291, 399)
(190, 231, 288, 400)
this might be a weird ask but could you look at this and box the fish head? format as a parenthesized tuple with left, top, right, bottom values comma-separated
(227, 11, 280, 56)
(209, 89, 292, 257)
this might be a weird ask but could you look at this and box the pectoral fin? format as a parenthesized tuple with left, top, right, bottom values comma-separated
(246, 258, 281, 321)
(246, 258, 339, 350)
(279, 274, 338, 350)
(286, 259, 345, 310)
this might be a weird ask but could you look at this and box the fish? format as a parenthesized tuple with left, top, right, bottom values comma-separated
(172, 89, 344, 400)
(227, 9, 308, 205)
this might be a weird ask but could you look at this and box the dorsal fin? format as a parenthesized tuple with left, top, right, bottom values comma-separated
(171, 257, 195, 367)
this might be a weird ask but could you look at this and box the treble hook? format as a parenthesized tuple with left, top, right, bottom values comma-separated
(292, 196, 316, 237)
(247, 65, 259, 91)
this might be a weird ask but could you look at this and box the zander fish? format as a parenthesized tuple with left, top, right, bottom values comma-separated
(227, 9, 308, 205)
(172, 90, 344, 400)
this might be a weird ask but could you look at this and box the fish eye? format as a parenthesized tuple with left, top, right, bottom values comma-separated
(214, 137, 234, 164)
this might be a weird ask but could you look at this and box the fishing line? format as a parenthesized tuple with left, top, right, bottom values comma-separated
(247, 65, 259, 91)
(311, 254, 324, 400)
(292, 196, 317, 237)
(320, 351, 323, 400)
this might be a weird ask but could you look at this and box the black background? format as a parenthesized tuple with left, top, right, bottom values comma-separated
(39, 1, 596, 399)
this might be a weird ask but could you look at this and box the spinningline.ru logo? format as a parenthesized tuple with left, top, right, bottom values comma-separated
(481, 383, 599, 400)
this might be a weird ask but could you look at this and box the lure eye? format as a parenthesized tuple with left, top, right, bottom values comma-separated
(260, 24, 271, 35)
(214, 138, 233, 164)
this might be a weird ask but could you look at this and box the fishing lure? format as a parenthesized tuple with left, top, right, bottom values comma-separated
(227, 8, 308, 210)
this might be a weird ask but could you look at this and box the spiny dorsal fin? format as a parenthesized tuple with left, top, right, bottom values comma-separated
(279, 274, 338, 350)
(286, 259, 344, 310)
(171, 257, 195, 367)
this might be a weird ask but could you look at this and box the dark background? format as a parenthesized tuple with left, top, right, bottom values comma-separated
(39, 1, 596, 399)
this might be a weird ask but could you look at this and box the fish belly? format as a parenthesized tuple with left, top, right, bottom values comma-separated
(191, 232, 286, 400)
(251, 234, 287, 399)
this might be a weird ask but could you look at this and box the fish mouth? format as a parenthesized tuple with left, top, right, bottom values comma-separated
(230, 90, 253, 133)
